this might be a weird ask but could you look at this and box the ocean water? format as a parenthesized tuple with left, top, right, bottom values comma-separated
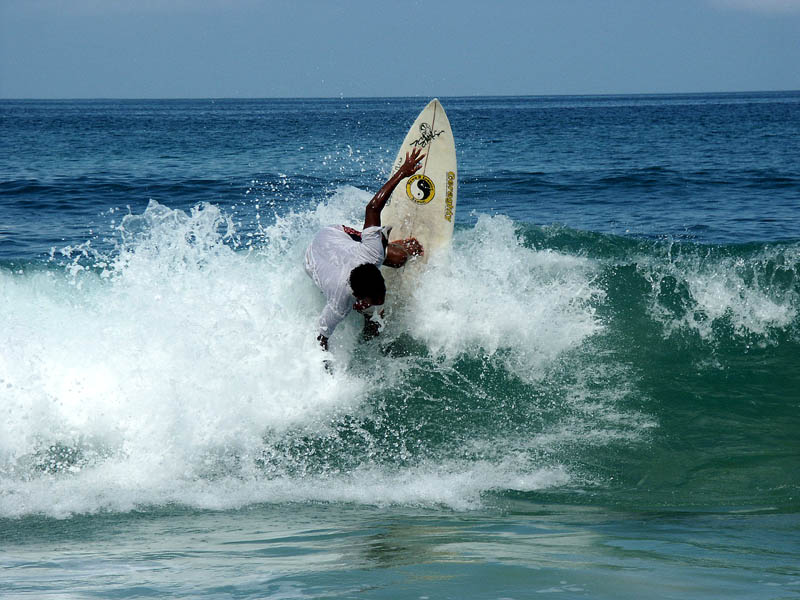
(1, 94, 799, 599)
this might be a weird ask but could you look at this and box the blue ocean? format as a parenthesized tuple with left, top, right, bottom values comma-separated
(1, 93, 799, 599)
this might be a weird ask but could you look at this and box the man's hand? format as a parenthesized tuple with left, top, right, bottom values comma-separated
(364, 148, 426, 229)
(396, 237, 423, 257)
(317, 334, 329, 351)
(384, 237, 424, 268)
(397, 147, 426, 179)
(362, 311, 384, 340)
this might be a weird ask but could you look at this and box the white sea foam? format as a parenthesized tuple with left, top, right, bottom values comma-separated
(639, 243, 799, 342)
(399, 213, 604, 382)
(0, 193, 639, 518)
(0, 457, 571, 518)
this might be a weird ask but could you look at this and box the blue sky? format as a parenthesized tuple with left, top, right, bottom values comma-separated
(1, 0, 799, 98)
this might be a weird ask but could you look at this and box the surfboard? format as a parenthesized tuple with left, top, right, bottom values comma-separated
(382, 98, 457, 265)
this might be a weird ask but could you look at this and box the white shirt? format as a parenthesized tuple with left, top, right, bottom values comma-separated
(304, 225, 386, 337)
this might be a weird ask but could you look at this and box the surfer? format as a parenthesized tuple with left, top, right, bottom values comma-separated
(304, 148, 425, 350)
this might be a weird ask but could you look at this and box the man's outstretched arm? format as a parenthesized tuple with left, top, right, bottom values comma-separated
(363, 148, 425, 230)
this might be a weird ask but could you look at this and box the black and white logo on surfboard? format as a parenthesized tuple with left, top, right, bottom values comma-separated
(406, 174, 435, 204)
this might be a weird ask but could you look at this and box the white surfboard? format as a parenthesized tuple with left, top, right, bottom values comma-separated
(382, 98, 457, 264)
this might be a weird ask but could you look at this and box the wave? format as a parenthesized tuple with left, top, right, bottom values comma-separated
(524, 224, 799, 343)
(1, 192, 797, 518)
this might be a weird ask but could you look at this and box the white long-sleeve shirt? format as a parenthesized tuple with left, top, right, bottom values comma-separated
(304, 225, 386, 337)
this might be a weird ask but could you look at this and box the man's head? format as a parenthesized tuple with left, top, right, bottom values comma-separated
(349, 263, 386, 309)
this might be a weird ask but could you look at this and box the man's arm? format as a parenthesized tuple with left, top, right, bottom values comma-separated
(363, 148, 425, 230)
(316, 302, 347, 351)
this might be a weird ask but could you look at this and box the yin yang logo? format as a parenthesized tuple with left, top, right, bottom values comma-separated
(406, 174, 435, 204)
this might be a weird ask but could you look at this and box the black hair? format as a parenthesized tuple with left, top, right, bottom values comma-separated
(349, 263, 386, 300)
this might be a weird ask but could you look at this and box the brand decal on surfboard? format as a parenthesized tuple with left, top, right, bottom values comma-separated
(410, 123, 444, 148)
(445, 171, 455, 221)
(406, 174, 435, 204)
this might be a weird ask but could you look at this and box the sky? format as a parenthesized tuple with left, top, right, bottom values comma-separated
(1, 0, 799, 98)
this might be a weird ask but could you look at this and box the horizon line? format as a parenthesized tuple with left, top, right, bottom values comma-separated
(2, 89, 799, 102)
